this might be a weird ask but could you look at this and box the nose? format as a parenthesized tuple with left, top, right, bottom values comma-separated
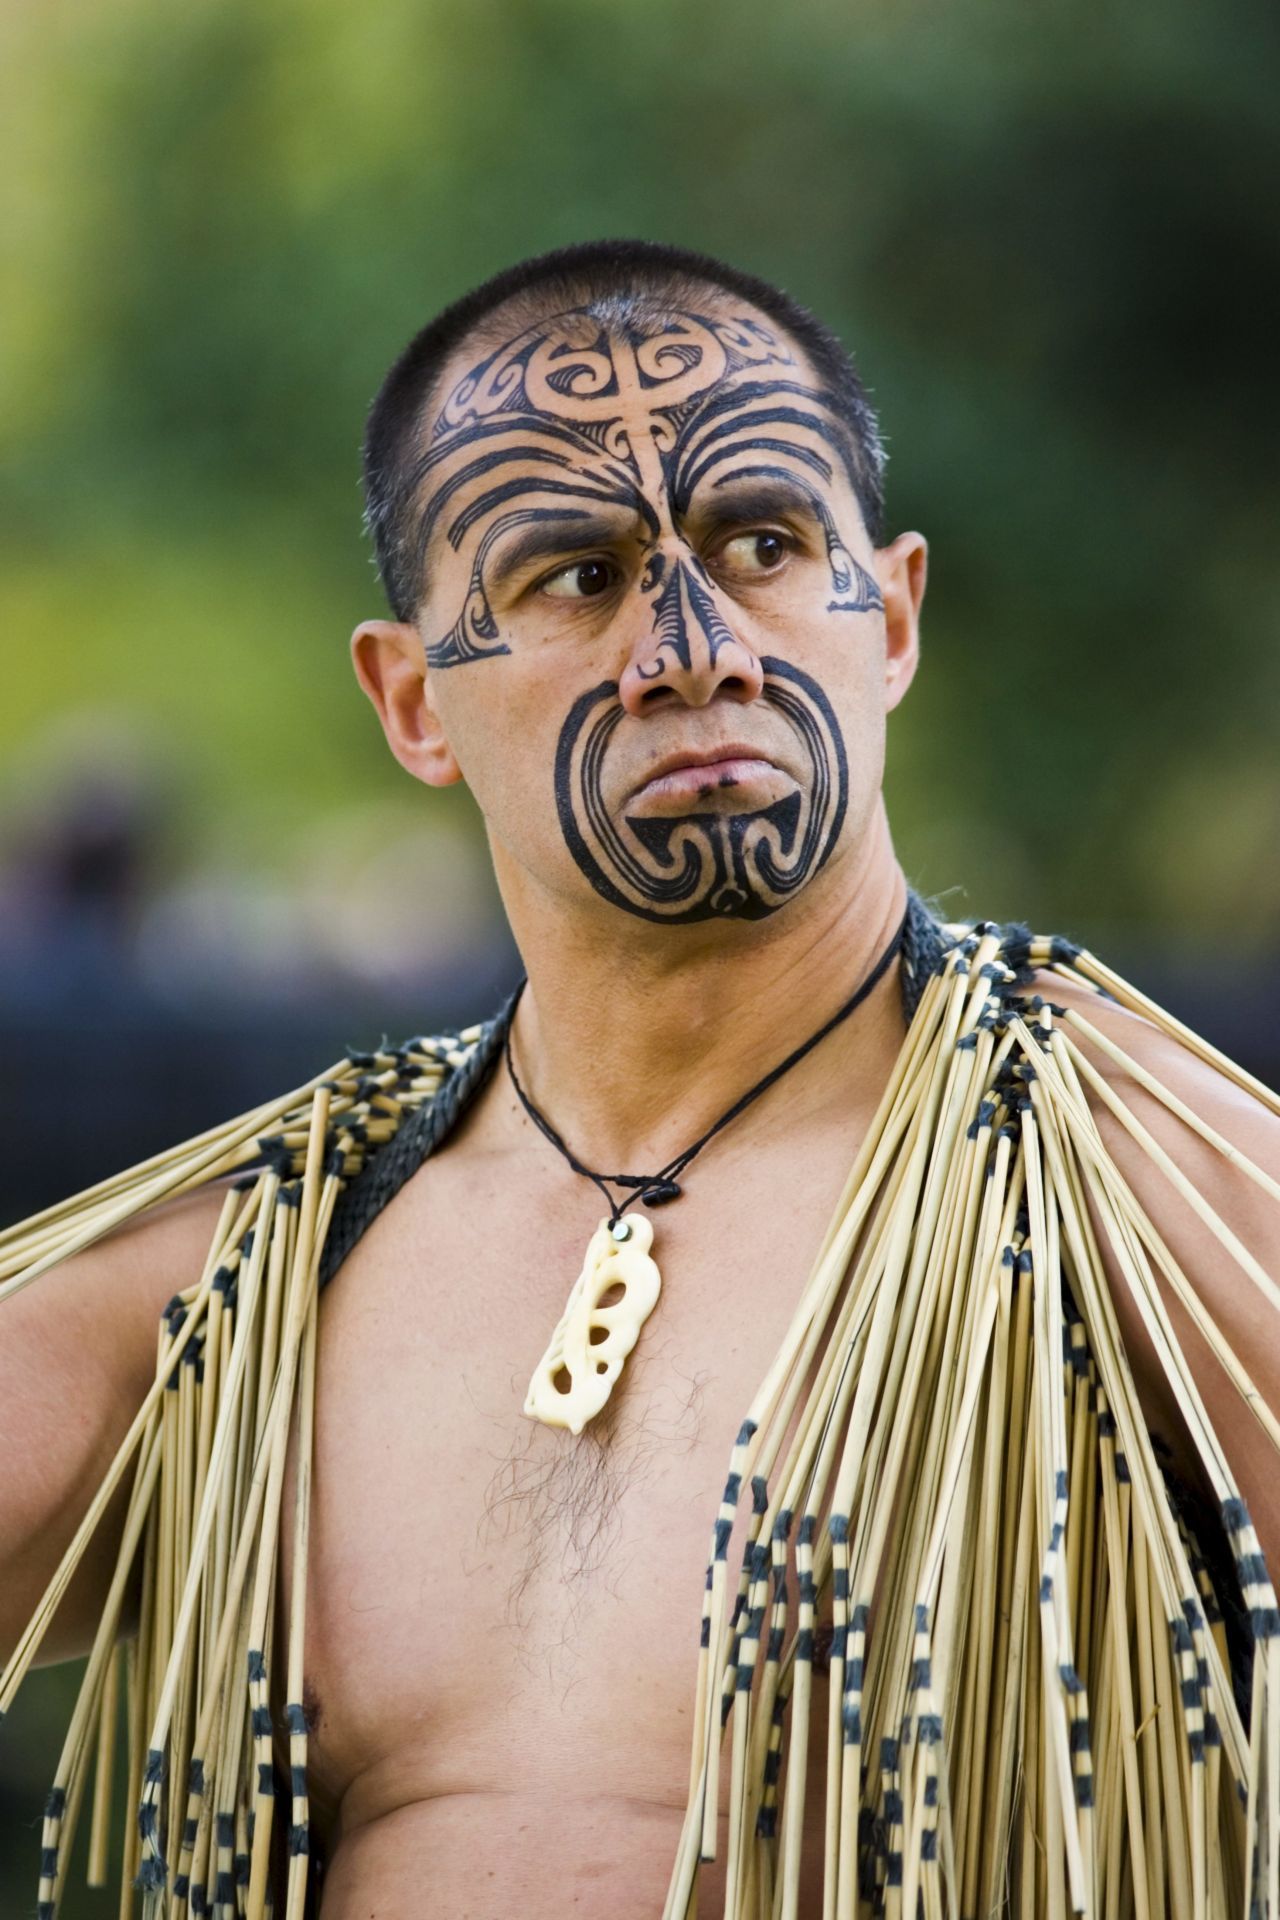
(617, 557, 765, 717)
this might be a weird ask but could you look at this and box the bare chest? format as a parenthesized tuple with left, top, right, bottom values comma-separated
(281, 1108, 863, 1841)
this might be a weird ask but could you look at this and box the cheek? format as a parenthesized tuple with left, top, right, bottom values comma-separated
(749, 564, 884, 660)
(782, 602, 888, 737)
(434, 668, 563, 836)
(814, 638, 889, 818)
(840, 668, 889, 770)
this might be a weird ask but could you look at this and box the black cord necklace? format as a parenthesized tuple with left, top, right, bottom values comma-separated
(513, 910, 908, 1434)
(506, 908, 907, 1226)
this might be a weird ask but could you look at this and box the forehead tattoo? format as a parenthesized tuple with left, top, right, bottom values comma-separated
(409, 304, 882, 668)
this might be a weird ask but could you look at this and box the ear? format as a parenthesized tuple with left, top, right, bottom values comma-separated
(350, 619, 463, 788)
(874, 531, 928, 714)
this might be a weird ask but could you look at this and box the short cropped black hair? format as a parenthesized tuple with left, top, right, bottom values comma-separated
(362, 237, 887, 623)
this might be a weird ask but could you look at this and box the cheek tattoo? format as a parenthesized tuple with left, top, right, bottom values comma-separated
(555, 657, 848, 924)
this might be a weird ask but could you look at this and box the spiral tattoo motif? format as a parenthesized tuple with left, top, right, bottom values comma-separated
(554, 658, 848, 924)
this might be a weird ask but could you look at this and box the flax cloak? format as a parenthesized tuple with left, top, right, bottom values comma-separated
(1, 911, 1278, 1918)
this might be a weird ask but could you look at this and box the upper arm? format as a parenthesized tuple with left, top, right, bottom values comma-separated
(1037, 973, 1280, 1576)
(0, 1183, 231, 1669)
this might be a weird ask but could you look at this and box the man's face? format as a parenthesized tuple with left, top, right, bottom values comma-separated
(367, 296, 920, 930)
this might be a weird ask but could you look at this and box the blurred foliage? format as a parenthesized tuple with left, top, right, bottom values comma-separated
(1, 0, 1278, 1904)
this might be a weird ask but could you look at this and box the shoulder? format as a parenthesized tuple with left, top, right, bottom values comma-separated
(317, 1002, 516, 1287)
(0, 1013, 504, 1322)
(1001, 940, 1280, 1572)
(2, 1181, 235, 1389)
(931, 911, 1280, 1189)
(1022, 960, 1280, 1216)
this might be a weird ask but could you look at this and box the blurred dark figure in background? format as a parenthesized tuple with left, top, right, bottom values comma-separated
(0, 725, 517, 1218)
(0, 742, 158, 999)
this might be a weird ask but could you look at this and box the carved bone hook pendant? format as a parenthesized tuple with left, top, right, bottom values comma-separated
(524, 1213, 662, 1435)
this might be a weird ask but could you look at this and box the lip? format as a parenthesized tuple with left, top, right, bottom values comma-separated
(629, 745, 779, 800)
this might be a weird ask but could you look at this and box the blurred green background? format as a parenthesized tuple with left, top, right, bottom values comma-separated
(2, 0, 1277, 1908)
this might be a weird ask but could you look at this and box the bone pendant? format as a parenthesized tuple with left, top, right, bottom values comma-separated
(524, 1213, 662, 1434)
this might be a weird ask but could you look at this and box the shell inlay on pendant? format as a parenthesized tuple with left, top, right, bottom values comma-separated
(524, 1211, 662, 1434)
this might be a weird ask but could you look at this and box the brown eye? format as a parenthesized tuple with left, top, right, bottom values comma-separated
(719, 531, 790, 573)
(543, 558, 615, 600)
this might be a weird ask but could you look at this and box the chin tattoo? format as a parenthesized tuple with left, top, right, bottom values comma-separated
(555, 657, 848, 924)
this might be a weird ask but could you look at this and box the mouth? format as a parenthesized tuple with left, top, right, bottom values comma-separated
(628, 745, 791, 810)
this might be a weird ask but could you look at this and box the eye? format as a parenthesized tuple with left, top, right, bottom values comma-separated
(541, 558, 617, 600)
(716, 530, 792, 574)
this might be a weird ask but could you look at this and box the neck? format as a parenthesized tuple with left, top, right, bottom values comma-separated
(498, 804, 910, 1173)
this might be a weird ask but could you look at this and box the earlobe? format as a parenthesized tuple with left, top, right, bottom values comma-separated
(875, 532, 928, 713)
(350, 619, 465, 789)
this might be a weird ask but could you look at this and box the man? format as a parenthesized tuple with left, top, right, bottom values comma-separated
(2, 239, 1277, 1918)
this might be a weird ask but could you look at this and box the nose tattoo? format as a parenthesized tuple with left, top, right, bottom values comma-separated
(639, 551, 667, 593)
(637, 559, 751, 683)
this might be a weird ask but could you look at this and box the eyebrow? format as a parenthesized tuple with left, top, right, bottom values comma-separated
(694, 472, 828, 528)
(482, 476, 827, 591)
(485, 505, 654, 585)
